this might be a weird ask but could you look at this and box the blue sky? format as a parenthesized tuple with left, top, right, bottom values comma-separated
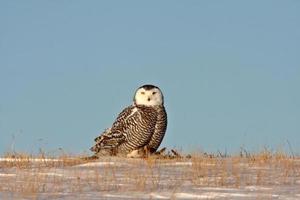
(1, 1, 299, 155)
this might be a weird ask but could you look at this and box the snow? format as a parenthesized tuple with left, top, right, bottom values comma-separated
(1, 157, 299, 199)
(149, 193, 169, 199)
(37, 172, 64, 177)
(244, 186, 272, 191)
(174, 192, 227, 199)
(0, 158, 61, 162)
(74, 161, 115, 167)
(0, 173, 16, 177)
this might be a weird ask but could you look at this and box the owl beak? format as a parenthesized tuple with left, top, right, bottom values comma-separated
(147, 97, 151, 101)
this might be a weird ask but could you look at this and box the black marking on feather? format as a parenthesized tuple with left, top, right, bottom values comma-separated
(90, 105, 159, 155)
(139, 84, 158, 90)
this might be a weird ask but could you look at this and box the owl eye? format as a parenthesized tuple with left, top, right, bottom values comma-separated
(152, 92, 157, 95)
(141, 91, 145, 95)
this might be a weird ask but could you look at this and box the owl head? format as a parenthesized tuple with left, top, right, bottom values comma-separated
(134, 84, 164, 106)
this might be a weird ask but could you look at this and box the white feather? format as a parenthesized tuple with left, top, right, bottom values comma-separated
(134, 87, 164, 106)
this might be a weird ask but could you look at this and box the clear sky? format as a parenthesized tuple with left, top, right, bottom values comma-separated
(1, 1, 300, 155)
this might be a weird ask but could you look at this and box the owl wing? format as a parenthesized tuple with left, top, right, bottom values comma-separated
(147, 106, 167, 153)
(90, 105, 135, 153)
(91, 105, 157, 154)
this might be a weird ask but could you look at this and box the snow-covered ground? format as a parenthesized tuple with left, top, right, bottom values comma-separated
(0, 156, 299, 199)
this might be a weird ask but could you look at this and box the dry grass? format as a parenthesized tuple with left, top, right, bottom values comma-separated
(0, 150, 299, 199)
(0, 152, 88, 169)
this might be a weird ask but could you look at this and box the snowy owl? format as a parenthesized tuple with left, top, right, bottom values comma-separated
(90, 84, 167, 157)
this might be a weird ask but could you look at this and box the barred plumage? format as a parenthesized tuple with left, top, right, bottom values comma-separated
(147, 106, 167, 153)
(90, 84, 167, 157)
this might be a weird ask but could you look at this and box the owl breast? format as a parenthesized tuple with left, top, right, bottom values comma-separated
(116, 105, 158, 154)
